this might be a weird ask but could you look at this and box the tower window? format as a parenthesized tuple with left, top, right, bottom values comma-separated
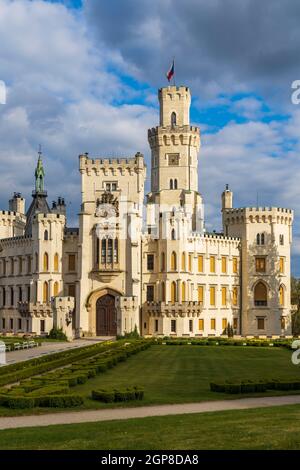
(171, 112, 177, 126)
(171, 229, 176, 240)
(68, 254, 76, 272)
(44, 230, 48, 241)
(254, 282, 267, 306)
(168, 154, 179, 166)
(279, 234, 284, 245)
(146, 285, 154, 302)
(255, 257, 266, 272)
(174, 179, 178, 189)
(147, 254, 154, 271)
(170, 179, 173, 189)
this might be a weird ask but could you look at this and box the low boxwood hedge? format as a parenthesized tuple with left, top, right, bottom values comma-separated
(210, 378, 300, 394)
(91, 386, 144, 403)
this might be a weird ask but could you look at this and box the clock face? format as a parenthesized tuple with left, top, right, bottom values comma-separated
(168, 153, 180, 166)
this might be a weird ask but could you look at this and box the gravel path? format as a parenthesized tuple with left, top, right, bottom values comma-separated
(1, 395, 300, 430)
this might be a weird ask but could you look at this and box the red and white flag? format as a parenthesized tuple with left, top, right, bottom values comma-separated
(166, 60, 175, 82)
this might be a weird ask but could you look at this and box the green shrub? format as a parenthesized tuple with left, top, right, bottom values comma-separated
(241, 381, 256, 393)
(7, 397, 35, 409)
(48, 327, 67, 341)
(39, 395, 84, 408)
(224, 383, 241, 394)
(92, 390, 115, 403)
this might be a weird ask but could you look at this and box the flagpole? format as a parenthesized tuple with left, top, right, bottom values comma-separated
(173, 58, 175, 87)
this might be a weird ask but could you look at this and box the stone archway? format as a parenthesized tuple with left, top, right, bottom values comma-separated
(96, 294, 117, 336)
(86, 288, 122, 336)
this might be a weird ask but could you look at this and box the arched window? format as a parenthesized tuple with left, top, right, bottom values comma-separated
(35, 253, 39, 272)
(43, 282, 49, 303)
(161, 252, 165, 271)
(182, 282, 186, 302)
(170, 179, 173, 189)
(181, 252, 186, 271)
(161, 282, 166, 302)
(11, 258, 14, 275)
(107, 239, 113, 263)
(10, 287, 14, 306)
(171, 281, 177, 303)
(18, 286, 22, 302)
(114, 239, 118, 263)
(44, 230, 48, 241)
(174, 179, 178, 189)
(261, 233, 265, 245)
(43, 252, 49, 272)
(256, 233, 260, 245)
(279, 285, 285, 306)
(101, 239, 106, 264)
(53, 281, 59, 297)
(254, 282, 267, 306)
(171, 229, 176, 240)
(171, 251, 177, 270)
(171, 112, 177, 126)
(54, 253, 59, 272)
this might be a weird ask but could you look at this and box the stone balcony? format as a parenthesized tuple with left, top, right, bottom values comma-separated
(18, 301, 52, 318)
(145, 301, 203, 318)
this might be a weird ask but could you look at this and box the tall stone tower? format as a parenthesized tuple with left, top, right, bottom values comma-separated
(147, 86, 203, 234)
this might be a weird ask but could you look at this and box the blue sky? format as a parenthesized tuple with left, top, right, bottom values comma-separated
(0, 0, 300, 274)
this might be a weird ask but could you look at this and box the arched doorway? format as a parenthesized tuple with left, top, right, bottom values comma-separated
(96, 294, 117, 336)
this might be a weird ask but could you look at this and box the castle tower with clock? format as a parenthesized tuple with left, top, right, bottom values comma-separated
(0, 85, 294, 339)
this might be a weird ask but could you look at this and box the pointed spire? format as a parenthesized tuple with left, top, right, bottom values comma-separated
(35, 146, 45, 193)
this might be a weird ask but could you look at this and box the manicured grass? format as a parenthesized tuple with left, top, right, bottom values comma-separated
(75, 344, 300, 406)
(1, 404, 300, 449)
(0, 344, 298, 416)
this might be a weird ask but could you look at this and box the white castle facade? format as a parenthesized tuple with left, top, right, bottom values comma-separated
(0, 86, 294, 338)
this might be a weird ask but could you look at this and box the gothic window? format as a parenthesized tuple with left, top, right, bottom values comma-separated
(44, 230, 48, 241)
(261, 233, 265, 245)
(43, 282, 49, 303)
(161, 282, 166, 302)
(170, 179, 173, 189)
(171, 229, 176, 240)
(147, 254, 154, 271)
(100, 238, 118, 266)
(256, 233, 260, 245)
(254, 282, 267, 306)
(18, 287, 22, 302)
(171, 251, 177, 270)
(279, 285, 285, 306)
(174, 179, 178, 189)
(171, 282, 177, 303)
(54, 281, 59, 297)
(10, 287, 14, 306)
(43, 252, 49, 272)
(161, 252, 165, 271)
(171, 112, 177, 126)
(279, 234, 284, 245)
(181, 252, 186, 271)
(182, 282, 186, 302)
(54, 253, 59, 272)
(255, 257, 266, 272)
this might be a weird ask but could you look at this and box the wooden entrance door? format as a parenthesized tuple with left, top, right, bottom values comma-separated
(96, 294, 117, 336)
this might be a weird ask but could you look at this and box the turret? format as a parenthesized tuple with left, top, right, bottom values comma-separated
(9, 192, 25, 215)
(222, 184, 233, 236)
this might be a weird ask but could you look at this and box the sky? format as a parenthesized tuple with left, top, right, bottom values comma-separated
(0, 0, 300, 274)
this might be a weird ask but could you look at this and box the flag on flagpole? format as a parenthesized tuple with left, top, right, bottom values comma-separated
(166, 60, 175, 82)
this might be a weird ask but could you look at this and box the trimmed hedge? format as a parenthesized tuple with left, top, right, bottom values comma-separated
(210, 378, 300, 394)
(91, 386, 144, 403)
(158, 338, 292, 348)
(0, 340, 151, 409)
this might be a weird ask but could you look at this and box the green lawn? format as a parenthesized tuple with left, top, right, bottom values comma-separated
(0, 344, 299, 416)
(1, 404, 300, 449)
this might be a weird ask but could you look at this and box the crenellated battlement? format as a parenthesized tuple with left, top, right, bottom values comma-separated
(223, 206, 293, 225)
(148, 125, 200, 150)
(33, 213, 66, 224)
(79, 152, 145, 175)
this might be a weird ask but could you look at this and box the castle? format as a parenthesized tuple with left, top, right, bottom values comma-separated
(0, 86, 294, 338)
